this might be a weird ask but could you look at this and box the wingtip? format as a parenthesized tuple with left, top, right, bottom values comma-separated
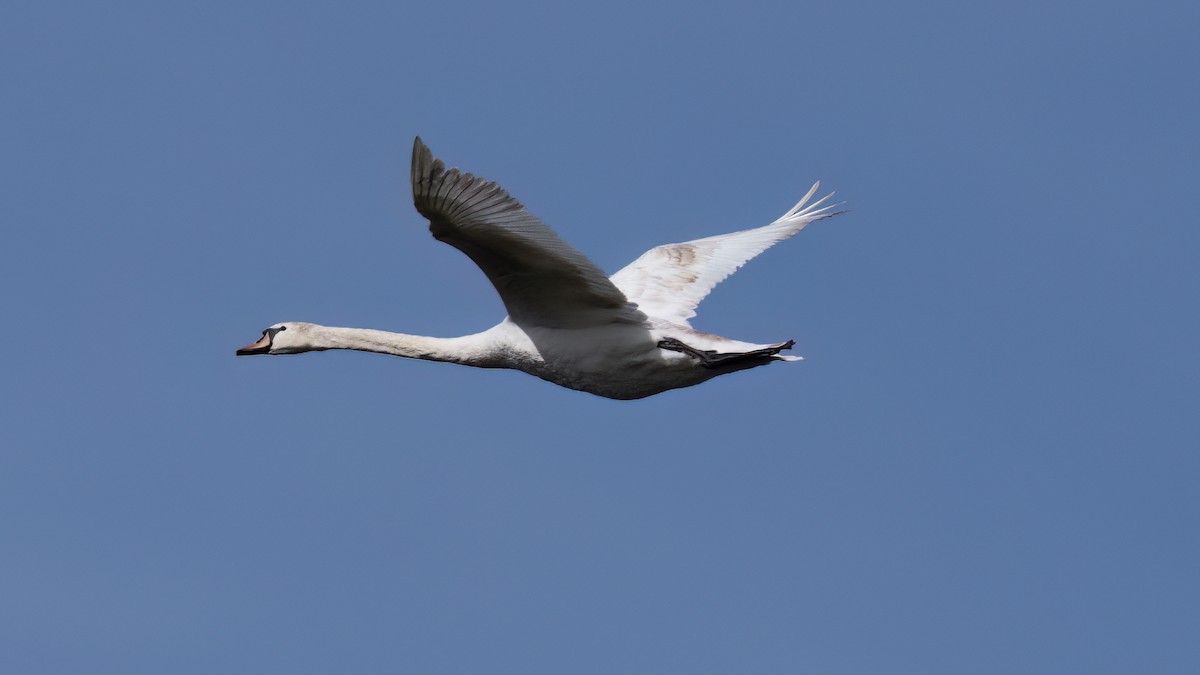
(412, 136, 443, 191)
(784, 182, 822, 217)
(784, 181, 848, 223)
(413, 136, 430, 163)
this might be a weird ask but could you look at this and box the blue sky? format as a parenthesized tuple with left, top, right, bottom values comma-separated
(2, 1, 1198, 672)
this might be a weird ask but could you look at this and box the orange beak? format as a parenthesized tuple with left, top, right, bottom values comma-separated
(236, 331, 272, 355)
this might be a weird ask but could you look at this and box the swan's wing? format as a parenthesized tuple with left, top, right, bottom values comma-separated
(411, 138, 641, 329)
(609, 183, 843, 327)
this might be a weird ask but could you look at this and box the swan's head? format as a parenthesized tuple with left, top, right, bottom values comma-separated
(236, 322, 319, 356)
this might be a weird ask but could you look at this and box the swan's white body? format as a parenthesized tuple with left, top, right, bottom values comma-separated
(238, 138, 842, 400)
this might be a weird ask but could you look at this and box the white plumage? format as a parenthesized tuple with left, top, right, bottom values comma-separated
(237, 138, 843, 399)
(609, 181, 840, 327)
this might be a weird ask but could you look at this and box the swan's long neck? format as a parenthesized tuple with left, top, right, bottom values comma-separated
(308, 325, 499, 366)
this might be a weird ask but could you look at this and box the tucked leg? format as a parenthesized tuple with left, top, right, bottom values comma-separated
(658, 337, 795, 369)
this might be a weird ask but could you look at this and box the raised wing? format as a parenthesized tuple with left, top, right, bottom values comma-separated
(411, 138, 641, 329)
(609, 183, 842, 326)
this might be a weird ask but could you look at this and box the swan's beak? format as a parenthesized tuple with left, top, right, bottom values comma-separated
(236, 331, 272, 356)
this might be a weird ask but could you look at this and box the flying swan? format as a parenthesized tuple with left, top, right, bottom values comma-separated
(237, 138, 843, 399)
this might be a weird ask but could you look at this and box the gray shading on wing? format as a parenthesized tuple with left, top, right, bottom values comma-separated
(609, 183, 843, 327)
(411, 138, 642, 329)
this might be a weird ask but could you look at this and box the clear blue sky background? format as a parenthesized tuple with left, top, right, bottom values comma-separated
(3, 1, 1197, 672)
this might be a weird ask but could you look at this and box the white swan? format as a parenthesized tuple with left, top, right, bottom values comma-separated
(237, 138, 843, 399)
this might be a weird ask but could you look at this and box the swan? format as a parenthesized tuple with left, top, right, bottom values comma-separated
(237, 138, 843, 400)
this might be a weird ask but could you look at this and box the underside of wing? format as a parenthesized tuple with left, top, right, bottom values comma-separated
(411, 138, 641, 329)
(609, 183, 842, 326)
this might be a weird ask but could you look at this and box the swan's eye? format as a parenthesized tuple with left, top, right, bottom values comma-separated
(277, 326, 287, 332)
